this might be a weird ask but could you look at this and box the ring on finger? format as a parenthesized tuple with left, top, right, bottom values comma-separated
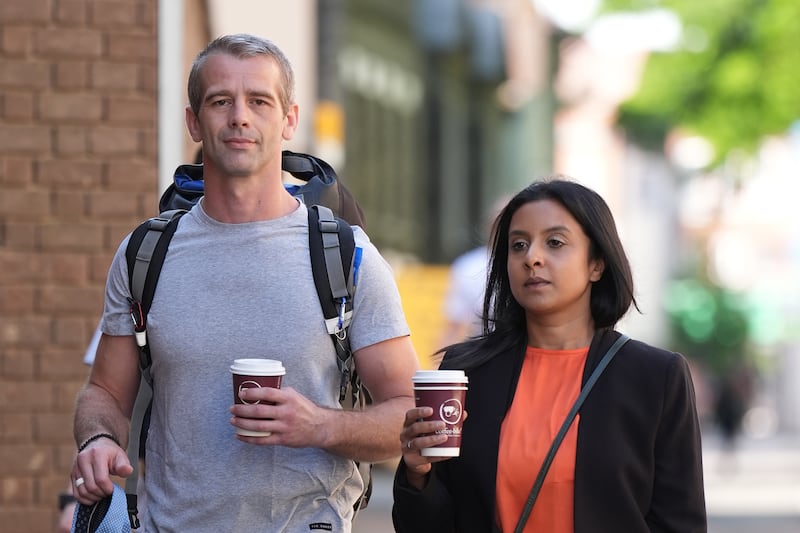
(74, 477, 85, 488)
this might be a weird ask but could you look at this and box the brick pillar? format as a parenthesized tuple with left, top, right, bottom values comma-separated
(0, 1, 158, 530)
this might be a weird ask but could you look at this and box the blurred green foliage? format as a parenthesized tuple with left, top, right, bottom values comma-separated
(599, 0, 800, 166)
(664, 276, 751, 373)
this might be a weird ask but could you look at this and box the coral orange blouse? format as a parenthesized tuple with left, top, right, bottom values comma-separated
(495, 346, 589, 532)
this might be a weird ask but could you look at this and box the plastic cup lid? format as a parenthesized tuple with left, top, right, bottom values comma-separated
(412, 369, 468, 384)
(230, 358, 286, 375)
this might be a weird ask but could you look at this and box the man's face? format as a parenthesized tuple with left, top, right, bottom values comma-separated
(185, 53, 298, 178)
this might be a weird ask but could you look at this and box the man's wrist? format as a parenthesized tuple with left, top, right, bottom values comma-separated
(78, 432, 121, 452)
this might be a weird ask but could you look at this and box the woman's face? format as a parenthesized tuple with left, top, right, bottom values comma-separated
(506, 199, 604, 324)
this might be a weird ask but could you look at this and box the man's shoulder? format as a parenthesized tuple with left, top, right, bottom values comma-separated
(351, 224, 372, 246)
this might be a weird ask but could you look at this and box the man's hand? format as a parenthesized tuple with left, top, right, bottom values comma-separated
(230, 385, 330, 448)
(70, 437, 133, 505)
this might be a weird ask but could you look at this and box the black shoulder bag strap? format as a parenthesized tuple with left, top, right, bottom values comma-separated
(513, 334, 630, 533)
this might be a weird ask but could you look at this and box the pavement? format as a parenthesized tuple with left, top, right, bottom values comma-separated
(353, 430, 800, 532)
(703, 431, 800, 532)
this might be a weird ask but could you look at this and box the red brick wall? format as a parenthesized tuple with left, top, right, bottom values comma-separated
(0, 1, 158, 530)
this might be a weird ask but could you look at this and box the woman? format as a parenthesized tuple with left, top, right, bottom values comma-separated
(393, 179, 706, 532)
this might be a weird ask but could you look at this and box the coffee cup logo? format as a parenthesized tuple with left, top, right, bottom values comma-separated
(440, 398, 463, 425)
(238, 380, 263, 405)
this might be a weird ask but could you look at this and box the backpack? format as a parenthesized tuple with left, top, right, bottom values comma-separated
(121, 150, 372, 528)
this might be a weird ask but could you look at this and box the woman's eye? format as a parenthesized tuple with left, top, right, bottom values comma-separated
(547, 238, 565, 248)
(511, 241, 528, 252)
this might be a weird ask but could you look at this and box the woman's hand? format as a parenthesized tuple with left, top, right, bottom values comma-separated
(399, 406, 463, 490)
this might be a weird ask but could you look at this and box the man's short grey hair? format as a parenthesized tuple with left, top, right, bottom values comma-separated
(187, 33, 295, 116)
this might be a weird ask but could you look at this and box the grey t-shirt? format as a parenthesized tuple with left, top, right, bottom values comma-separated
(101, 200, 410, 532)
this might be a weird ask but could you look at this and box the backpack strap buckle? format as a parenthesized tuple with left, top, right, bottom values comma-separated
(127, 298, 147, 348)
(318, 219, 340, 234)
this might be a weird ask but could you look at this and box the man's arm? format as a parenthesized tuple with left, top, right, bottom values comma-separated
(322, 335, 419, 461)
(71, 333, 141, 503)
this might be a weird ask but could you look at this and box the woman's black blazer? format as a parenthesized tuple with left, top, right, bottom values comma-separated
(393, 330, 707, 532)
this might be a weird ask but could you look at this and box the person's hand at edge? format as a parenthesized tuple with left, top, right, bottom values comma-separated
(70, 436, 133, 505)
(399, 406, 458, 490)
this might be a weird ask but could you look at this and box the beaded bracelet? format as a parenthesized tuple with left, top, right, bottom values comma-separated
(78, 432, 121, 452)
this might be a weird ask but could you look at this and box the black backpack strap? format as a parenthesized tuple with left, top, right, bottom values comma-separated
(124, 372, 150, 529)
(307, 205, 373, 512)
(307, 204, 361, 404)
(124, 209, 186, 374)
(122, 209, 185, 530)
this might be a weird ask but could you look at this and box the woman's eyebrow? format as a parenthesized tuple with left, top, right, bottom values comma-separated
(509, 225, 571, 236)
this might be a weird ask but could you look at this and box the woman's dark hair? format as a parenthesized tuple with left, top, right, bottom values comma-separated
(441, 177, 638, 371)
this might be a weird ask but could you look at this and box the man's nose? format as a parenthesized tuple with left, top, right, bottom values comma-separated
(229, 101, 250, 128)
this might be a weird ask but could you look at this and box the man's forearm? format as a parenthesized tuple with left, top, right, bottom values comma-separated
(73, 383, 131, 450)
(324, 395, 414, 462)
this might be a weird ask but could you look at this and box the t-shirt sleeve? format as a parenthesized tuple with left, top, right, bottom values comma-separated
(348, 228, 411, 352)
(99, 234, 136, 337)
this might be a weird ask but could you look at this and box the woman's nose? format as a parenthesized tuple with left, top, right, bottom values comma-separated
(524, 245, 542, 268)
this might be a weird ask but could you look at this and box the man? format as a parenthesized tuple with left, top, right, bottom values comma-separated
(70, 34, 418, 531)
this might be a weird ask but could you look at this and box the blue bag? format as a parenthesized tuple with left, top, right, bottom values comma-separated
(71, 484, 131, 533)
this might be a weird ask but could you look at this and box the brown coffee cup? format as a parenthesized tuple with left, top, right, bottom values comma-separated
(412, 369, 468, 457)
(230, 358, 286, 437)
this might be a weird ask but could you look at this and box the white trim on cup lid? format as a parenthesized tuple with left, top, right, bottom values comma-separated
(230, 358, 286, 376)
(411, 369, 468, 384)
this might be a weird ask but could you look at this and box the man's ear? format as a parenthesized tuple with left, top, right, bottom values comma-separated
(282, 102, 299, 141)
(186, 106, 202, 142)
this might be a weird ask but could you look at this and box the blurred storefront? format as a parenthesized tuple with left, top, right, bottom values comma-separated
(339, 0, 554, 261)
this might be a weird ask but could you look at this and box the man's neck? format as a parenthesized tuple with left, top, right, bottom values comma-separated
(200, 174, 299, 223)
